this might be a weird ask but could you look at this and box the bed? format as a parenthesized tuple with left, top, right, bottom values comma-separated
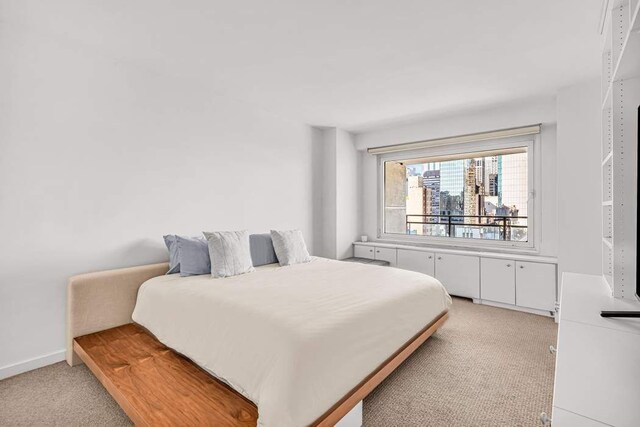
(67, 257, 451, 426)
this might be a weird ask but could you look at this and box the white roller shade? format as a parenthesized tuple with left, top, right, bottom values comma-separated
(400, 146, 527, 165)
(367, 124, 541, 155)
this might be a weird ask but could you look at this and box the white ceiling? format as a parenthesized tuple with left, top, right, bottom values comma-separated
(9, 0, 603, 131)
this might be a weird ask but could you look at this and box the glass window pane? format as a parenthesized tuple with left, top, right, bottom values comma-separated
(383, 149, 528, 242)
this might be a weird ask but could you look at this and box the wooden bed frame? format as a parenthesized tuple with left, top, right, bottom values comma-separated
(67, 262, 448, 426)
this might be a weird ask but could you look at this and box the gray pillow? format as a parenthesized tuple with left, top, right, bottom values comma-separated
(176, 236, 211, 277)
(203, 231, 255, 278)
(270, 229, 311, 266)
(249, 233, 278, 266)
(163, 235, 181, 274)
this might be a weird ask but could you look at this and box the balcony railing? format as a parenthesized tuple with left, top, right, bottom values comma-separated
(406, 214, 527, 241)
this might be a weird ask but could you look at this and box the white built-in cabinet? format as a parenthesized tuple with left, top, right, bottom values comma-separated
(354, 245, 397, 266)
(434, 253, 480, 299)
(397, 249, 434, 276)
(373, 247, 397, 266)
(354, 242, 557, 316)
(353, 244, 374, 259)
(480, 258, 516, 305)
(398, 249, 483, 300)
(515, 261, 556, 311)
(479, 259, 557, 311)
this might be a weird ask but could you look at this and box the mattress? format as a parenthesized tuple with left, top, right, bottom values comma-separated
(132, 257, 451, 426)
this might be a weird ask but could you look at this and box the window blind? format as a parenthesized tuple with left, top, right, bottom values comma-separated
(366, 124, 541, 155)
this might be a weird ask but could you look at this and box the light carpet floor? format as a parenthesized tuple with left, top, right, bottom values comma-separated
(0, 298, 557, 426)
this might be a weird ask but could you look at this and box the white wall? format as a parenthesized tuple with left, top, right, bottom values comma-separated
(319, 128, 338, 258)
(0, 18, 315, 375)
(314, 128, 361, 259)
(356, 97, 559, 257)
(311, 127, 326, 257)
(335, 130, 362, 259)
(556, 79, 602, 277)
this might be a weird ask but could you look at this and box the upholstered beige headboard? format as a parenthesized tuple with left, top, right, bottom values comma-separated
(66, 262, 169, 366)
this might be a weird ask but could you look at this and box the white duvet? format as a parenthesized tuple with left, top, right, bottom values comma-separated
(132, 257, 451, 426)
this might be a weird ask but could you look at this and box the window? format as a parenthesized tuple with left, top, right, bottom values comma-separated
(379, 140, 535, 249)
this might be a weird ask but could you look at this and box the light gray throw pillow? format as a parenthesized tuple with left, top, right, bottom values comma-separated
(203, 230, 255, 278)
(270, 229, 311, 266)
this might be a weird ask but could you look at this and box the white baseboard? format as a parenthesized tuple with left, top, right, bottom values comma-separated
(475, 299, 554, 317)
(0, 349, 66, 381)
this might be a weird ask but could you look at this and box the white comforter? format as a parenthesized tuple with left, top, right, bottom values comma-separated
(132, 257, 451, 426)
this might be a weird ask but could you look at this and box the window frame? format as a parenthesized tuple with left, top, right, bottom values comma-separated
(376, 135, 540, 253)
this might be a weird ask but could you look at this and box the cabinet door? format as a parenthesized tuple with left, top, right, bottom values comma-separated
(480, 258, 516, 304)
(515, 261, 556, 311)
(397, 249, 435, 276)
(553, 320, 640, 426)
(435, 253, 480, 298)
(353, 244, 374, 260)
(374, 247, 397, 266)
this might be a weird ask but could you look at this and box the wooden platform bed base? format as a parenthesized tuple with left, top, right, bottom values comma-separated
(67, 262, 448, 426)
(74, 311, 448, 427)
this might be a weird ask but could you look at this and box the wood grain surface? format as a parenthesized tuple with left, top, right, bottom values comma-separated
(74, 323, 258, 427)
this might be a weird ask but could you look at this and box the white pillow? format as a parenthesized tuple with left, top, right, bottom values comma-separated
(270, 229, 311, 266)
(203, 230, 255, 278)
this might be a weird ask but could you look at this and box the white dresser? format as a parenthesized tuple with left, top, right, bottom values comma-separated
(552, 273, 640, 426)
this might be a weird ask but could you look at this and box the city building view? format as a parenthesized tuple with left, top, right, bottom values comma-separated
(384, 150, 528, 242)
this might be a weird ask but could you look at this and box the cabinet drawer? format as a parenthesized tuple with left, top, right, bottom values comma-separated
(374, 247, 397, 266)
(397, 249, 435, 276)
(515, 261, 556, 311)
(353, 244, 374, 260)
(480, 258, 516, 304)
(435, 253, 480, 298)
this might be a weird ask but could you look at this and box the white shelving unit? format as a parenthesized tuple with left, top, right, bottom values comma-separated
(552, 4, 640, 425)
(600, 0, 639, 299)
